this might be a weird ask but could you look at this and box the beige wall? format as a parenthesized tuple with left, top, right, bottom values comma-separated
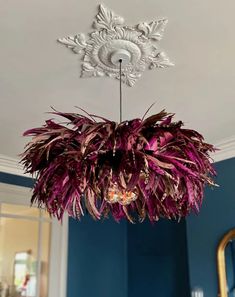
(0, 216, 50, 297)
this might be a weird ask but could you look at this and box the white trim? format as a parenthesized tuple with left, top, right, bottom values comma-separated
(60, 213, 68, 297)
(0, 213, 50, 222)
(0, 182, 68, 297)
(0, 154, 30, 177)
(211, 136, 235, 163)
(48, 214, 68, 297)
(36, 210, 43, 297)
(0, 182, 32, 204)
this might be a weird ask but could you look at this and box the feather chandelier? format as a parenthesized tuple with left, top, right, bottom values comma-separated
(21, 62, 216, 223)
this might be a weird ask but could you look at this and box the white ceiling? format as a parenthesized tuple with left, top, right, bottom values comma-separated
(1, 0, 235, 159)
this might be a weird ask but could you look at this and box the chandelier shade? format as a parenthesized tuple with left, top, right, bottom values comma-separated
(21, 109, 216, 223)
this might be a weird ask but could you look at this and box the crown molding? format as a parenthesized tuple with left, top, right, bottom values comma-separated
(0, 137, 235, 177)
(211, 136, 235, 163)
(0, 154, 30, 177)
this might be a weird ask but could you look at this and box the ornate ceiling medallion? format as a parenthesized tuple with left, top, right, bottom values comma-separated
(58, 4, 174, 86)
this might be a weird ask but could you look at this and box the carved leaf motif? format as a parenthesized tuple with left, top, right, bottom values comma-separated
(93, 4, 124, 30)
(81, 62, 105, 77)
(149, 52, 174, 69)
(89, 29, 115, 45)
(138, 19, 168, 41)
(122, 72, 142, 87)
(58, 34, 87, 54)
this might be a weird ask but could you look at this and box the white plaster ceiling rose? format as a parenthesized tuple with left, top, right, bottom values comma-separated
(58, 4, 174, 86)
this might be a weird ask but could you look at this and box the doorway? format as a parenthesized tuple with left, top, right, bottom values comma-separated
(0, 183, 68, 297)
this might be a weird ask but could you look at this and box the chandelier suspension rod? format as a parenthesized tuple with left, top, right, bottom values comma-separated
(119, 59, 123, 123)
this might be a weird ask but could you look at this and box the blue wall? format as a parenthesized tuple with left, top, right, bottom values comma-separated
(67, 217, 128, 297)
(128, 220, 190, 297)
(186, 157, 235, 296)
(0, 171, 34, 187)
(68, 217, 190, 297)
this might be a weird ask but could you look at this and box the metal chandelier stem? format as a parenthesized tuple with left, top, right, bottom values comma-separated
(119, 59, 123, 123)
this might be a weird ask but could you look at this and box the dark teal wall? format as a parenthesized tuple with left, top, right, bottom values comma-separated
(186, 157, 235, 296)
(68, 217, 190, 297)
(0, 171, 34, 187)
(128, 220, 190, 297)
(67, 217, 128, 297)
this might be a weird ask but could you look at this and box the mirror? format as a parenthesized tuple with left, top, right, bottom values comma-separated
(217, 229, 235, 297)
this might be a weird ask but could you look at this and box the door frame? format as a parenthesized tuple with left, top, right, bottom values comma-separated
(0, 182, 68, 297)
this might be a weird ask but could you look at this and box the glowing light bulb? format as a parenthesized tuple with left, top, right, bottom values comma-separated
(106, 183, 138, 205)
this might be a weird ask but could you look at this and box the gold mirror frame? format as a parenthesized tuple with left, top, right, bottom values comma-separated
(217, 229, 235, 297)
